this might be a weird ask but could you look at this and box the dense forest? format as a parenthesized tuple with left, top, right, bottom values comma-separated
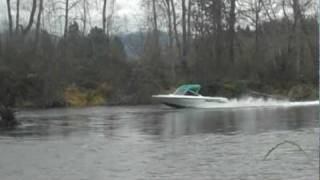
(0, 0, 318, 125)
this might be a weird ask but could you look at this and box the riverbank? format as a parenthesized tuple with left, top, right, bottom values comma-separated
(1, 81, 317, 128)
(12, 81, 318, 109)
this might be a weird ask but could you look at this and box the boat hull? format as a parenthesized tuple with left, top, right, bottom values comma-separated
(152, 95, 228, 108)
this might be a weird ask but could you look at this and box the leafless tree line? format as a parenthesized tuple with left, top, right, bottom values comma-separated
(5, 0, 117, 38)
(143, 0, 315, 81)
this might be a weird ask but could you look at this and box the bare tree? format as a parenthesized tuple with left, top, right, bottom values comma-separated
(254, 0, 262, 63)
(161, 0, 176, 81)
(64, 0, 69, 38)
(181, 0, 187, 62)
(291, 0, 303, 75)
(170, 0, 181, 55)
(35, 0, 44, 45)
(82, 0, 88, 34)
(152, 0, 158, 34)
(260, 0, 276, 21)
(15, 0, 20, 33)
(150, 0, 160, 58)
(6, 0, 13, 35)
(215, 0, 223, 66)
(282, 0, 288, 19)
(228, 0, 236, 64)
(164, 0, 173, 48)
(23, 0, 37, 35)
(187, 0, 192, 45)
(103, 0, 108, 33)
(107, 0, 116, 37)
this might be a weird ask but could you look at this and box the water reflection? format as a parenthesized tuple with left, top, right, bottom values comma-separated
(138, 106, 317, 138)
(0, 105, 317, 139)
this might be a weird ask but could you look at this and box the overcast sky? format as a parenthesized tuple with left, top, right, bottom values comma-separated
(116, 0, 141, 17)
(108, 0, 144, 33)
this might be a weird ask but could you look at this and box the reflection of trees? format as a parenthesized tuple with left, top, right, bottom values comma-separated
(286, 107, 315, 130)
(139, 113, 164, 136)
(103, 114, 119, 138)
(5, 106, 315, 139)
(136, 107, 316, 139)
(138, 110, 242, 138)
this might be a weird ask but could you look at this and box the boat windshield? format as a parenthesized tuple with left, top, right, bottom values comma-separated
(173, 84, 201, 96)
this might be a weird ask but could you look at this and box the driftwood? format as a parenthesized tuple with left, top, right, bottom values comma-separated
(263, 140, 314, 165)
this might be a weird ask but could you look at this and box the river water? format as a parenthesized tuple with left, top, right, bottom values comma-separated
(0, 100, 319, 180)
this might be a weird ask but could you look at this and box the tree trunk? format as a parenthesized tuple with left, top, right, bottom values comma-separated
(107, 0, 116, 37)
(23, 0, 37, 35)
(228, 0, 236, 64)
(164, 0, 173, 48)
(102, 0, 107, 34)
(170, 0, 181, 55)
(181, 0, 187, 62)
(187, 0, 192, 47)
(152, 0, 158, 34)
(254, 0, 261, 57)
(82, 0, 87, 35)
(252, 0, 261, 79)
(215, 0, 223, 66)
(152, 0, 160, 56)
(15, 0, 20, 33)
(164, 0, 175, 82)
(6, 0, 13, 35)
(64, 0, 69, 38)
(35, 0, 43, 46)
(292, 0, 302, 76)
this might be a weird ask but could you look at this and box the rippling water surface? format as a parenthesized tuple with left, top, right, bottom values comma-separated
(0, 102, 318, 180)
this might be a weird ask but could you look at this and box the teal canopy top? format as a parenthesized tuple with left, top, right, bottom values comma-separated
(173, 84, 201, 95)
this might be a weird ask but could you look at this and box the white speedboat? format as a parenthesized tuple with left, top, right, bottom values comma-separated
(152, 84, 228, 108)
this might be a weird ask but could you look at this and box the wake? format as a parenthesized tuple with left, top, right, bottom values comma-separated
(204, 97, 319, 109)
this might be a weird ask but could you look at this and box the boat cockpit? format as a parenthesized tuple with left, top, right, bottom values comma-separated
(173, 84, 201, 96)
